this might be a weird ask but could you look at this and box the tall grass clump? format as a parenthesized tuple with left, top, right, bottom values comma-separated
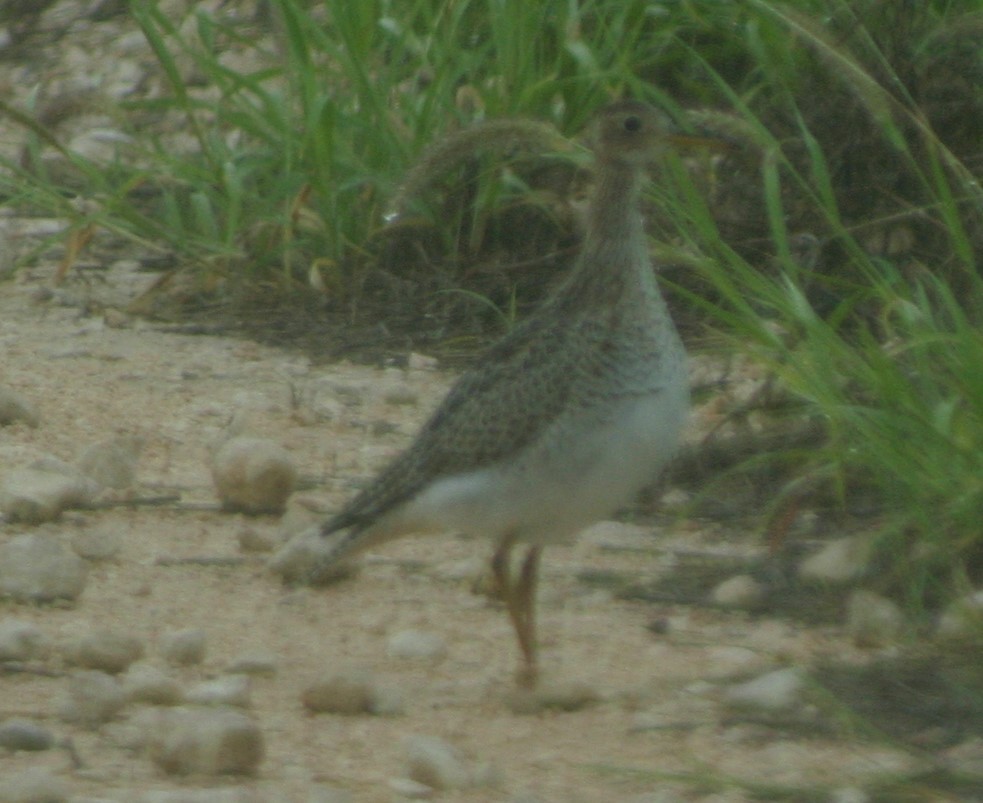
(656, 1, 983, 615)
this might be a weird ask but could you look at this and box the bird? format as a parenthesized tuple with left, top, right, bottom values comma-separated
(316, 100, 700, 687)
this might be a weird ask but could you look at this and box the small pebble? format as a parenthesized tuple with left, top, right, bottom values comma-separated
(505, 679, 600, 715)
(146, 706, 264, 776)
(0, 768, 68, 803)
(76, 435, 144, 490)
(710, 574, 764, 608)
(387, 629, 447, 661)
(211, 436, 297, 515)
(123, 663, 183, 706)
(846, 589, 904, 647)
(67, 629, 145, 674)
(301, 671, 382, 716)
(236, 526, 277, 553)
(725, 667, 806, 713)
(0, 534, 88, 601)
(0, 719, 55, 752)
(60, 670, 126, 727)
(0, 620, 46, 661)
(799, 535, 873, 583)
(226, 651, 278, 677)
(387, 777, 434, 799)
(137, 790, 265, 803)
(405, 735, 472, 790)
(0, 386, 40, 428)
(268, 529, 358, 586)
(186, 675, 251, 708)
(160, 628, 207, 666)
(70, 525, 124, 561)
(937, 589, 983, 641)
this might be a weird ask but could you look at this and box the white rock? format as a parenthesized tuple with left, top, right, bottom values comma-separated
(146, 706, 264, 776)
(799, 536, 873, 583)
(845, 590, 904, 647)
(0, 768, 68, 803)
(0, 719, 55, 752)
(123, 663, 183, 706)
(710, 574, 764, 608)
(211, 436, 297, 515)
(387, 629, 448, 661)
(160, 628, 207, 666)
(0, 386, 40, 428)
(60, 670, 126, 727)
(186, 675, 251, 708)
(0, 534, 88, 601)
(0, 620, 46, 661)
(725, 667, 806, 712)
(405, 735, 472, 790)
(76, 435, 144, 490)
(0, 466, 98, 523)
(67, 629, 144, 674)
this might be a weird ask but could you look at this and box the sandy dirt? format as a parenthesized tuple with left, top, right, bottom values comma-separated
(0, 263, 920, 803)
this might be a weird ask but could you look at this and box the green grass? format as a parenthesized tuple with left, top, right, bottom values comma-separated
(2, 0, 982, 621)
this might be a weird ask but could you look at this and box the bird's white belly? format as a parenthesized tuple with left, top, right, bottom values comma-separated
(400, 383, 689, 546)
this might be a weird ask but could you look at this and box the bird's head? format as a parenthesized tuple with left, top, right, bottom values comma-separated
(593, 100, 731, 167)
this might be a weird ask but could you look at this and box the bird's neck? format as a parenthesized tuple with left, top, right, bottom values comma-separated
(556, 158, 663, 312)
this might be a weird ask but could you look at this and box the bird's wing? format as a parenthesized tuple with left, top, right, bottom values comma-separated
(321, 313, 598, 536)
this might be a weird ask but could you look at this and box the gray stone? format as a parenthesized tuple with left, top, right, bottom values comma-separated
(185, 675, 251, 708)
(725, 667, 806, 713)
(71, 525, 124, 561)
(0, 465, 98, 523)
(405, 735, 472, 791)
(67, 629, 144, 674)
(937, 590, 983, 641)
(0, 719, 54, 752)
(268, 528, 358, 586)
(59, 670, 126, 727)
(146, 706, 264, 776)
(846, 590, 904, 647)
(0, 386, 40, 428)
(236, 525, 277, 553)
(710, 574, 764, 608)
(211, 436, 297, 515)
(137, 791, 265, 803)
(301, 671, 385, 716)
(505, 679, 601, 715)
(76, 435, 144, 490)
(387, 777, 434, 799)
(799, 536, 873, 584)
(226, 651, 277, 677)
(0, 620, 46, 661)
(0, 534, 88, 601)
(387, 629, 448, 661)
(122, 663, 183, 706)
(160, 628, 207, 666)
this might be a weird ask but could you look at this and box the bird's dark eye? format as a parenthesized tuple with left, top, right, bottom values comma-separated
(623, 115, 642, 133)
